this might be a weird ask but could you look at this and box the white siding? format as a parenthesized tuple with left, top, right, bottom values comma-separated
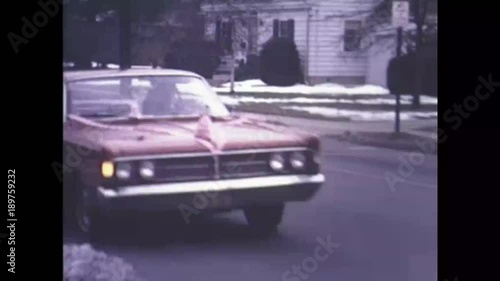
(307, 0, 377, 78)
(201, 0, 383, 81)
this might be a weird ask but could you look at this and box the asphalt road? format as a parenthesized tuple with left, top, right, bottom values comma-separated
(64, 137, 437, 281)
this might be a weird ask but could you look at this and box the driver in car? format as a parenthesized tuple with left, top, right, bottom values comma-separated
(141, 79, 179, 116)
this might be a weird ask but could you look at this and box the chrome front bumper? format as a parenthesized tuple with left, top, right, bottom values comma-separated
(95, 174, 325, 213)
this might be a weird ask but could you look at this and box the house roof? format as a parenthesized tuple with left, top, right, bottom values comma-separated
(63, 68, 201, 82)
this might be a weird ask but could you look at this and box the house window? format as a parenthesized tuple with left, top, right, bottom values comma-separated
(343, 20, 362, 52)
(215, 20, 234, 53)
(273, 19, 295, 39)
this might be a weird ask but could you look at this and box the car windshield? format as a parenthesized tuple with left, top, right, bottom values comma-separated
(67, 75, 230, 119)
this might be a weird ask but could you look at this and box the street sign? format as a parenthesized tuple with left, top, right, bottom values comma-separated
(392, 1, 410, 27)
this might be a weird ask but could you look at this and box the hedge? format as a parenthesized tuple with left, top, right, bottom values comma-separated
(259, 37, 304, 86)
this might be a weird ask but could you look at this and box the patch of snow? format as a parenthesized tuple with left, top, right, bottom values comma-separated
(401, 95, 438, 104)
(220, 79, 267, 88)
(220, 96, 336, 105)
(351, 98, 410, 105)
(349, 85, 390, 95)
(106, 64, 152, 69)
(420, 96, 438, 104)
(214, 79, 390, 95)
(283, 106, 438, 121)
(63, 62, 153, 70)
(219, 95, 436, 105)
(313, 83, 346, 88)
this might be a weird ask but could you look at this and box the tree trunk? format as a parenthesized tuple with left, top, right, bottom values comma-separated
(119, 0, 132, 70)
(413, 28, 423, 108)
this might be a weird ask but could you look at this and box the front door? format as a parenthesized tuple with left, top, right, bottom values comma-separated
(216, 20, 233, 54)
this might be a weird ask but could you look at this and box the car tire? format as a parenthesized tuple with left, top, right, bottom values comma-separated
(244, 204, 284, 237)
(75, 186, 108, 244)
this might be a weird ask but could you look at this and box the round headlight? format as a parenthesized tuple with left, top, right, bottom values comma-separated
(290, 152, 306, 170)
(116, 162, 132, 179)
(269, 153, 285, 171)
(139, 161, 155, 178)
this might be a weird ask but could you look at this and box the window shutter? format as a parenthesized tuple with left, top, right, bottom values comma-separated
(273, 19, 279, 38)
(287, 19, 295, 40)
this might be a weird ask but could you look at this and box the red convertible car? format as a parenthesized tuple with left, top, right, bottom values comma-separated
(63, 68, 324, 240)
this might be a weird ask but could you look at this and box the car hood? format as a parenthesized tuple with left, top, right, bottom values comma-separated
(64, 115, 319, 159)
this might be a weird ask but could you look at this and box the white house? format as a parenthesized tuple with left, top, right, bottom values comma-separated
(201, 0, 390, 86)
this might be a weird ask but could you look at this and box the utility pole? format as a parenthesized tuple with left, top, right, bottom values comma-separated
(395, 26, 403, 133)
(413, 0, 423, 108)
(392, 0, 409, 133)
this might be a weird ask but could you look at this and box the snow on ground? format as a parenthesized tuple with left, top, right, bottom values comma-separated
(106, 64, 152, 69)
(215, 79, 390, 95)
(283, 106, 438, 121)
(220, 79, 267, 88)
(63, 62, 152, 70)
(220, 96, 337, 105)
(219, 95, 437, 105)
(400, 95, 438, 104)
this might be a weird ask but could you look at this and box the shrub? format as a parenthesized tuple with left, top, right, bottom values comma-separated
(259, 37, 304, 86)
(64, 244, 143, 281)
(387, 49, 437, 97)
(235, 54, 260, 81)
(163, 39, 222, 79)
(387, 54, 414, 95)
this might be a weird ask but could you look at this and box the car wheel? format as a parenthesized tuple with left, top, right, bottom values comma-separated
(244, 204, 284, 237)
(75, 187, 107, 243)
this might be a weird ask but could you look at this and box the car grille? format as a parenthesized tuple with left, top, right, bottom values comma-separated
(121, 149, 315, 185)
(151, 156, 215, 183)
(219, 152, 276, 179)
